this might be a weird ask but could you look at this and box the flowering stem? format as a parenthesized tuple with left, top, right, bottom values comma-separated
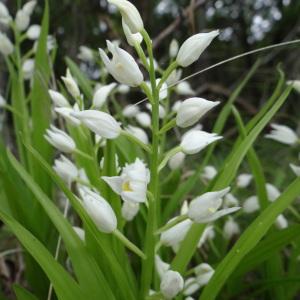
(134, 42, 150, 71)
(155, 214, 189, 235)
(113, 229, 146, 259)
(73, 148, 94, 161)
(158, 118, 176, 135)
(157, 61, 178, 90)
(140, 82, 154, 104)
(140, 29, 160, 298)
(158, 146, 182, 172)
(121, 130, 152, 153)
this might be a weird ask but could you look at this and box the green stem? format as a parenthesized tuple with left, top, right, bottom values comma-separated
(134, 42, 150, 71)
(157, 61, 178, 91)
(140, 29, 160, 298)
(121, 130, 152, 153)
(113, 229, 146, 259)
(73, 148, 94, 161)
(158, 118, 176, 135)
(158, 146, 182, 172)
(140, 82, 154, 104)
(155, 214, 188, 235)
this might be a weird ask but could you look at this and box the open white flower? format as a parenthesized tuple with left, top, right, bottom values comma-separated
(160, 270, 184, 299)
(80, 188, 117, 233)
(102, 158, 150, 203)
(122, 19, 143, 46)
(53, 155, 78, 184)
(0, 32, 14, 56)
(188, 187, 240, 223)
(108, 0, 144, 33)
(61, 69, 81, 99)
(49, 90, 70, 107)
(176, 30, 219, 67)
(72, 110, 121, 139)
(180, 130, 222, 155)
(44, 125, 76, 153)
(99, 40, 143, 86)
(176, 98, 220, 128)
(265, 123, 298, 145)
(93, 82, 116, 109)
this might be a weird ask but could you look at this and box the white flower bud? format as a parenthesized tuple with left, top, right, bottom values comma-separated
(0, 94, 6, 107)
(146, 103, 166, 119)
(44, 125, 76, 153)
(167, 69, 182, 86)
(160, 270, 184, 299)
(55, 107, 81, 126)
(169, 39, 179, 58)
(126, 125, 148, 144)
(176, 30, 219, 67)
(23, 1, 37, 15)
(223, 217, 240, 240)
(99, 40, 143, 87)
(122, 19, 143, 46)
(275, 214, 288, 230)
(175, 81, 195, 96)
(72, 110, 121, 139)
(48, 90, 70, 107)
(155, 255, 170, 279)
(121, 201, 140, 221)
(92, 82, 116, 109)
(0, 3, 11, 25)
(136, 112, 151, 128)
(243, 196, 260, 213)
(223, 193, 239, 208)
(194, 263, 214, 287)
(117, 84, 130, 94)
(266, 183, 280, 202)
(172, 100, 182, 113)
(123, 104, 139, 117)
(236, 173, 253, 188)
(180, 130, 222, 155)
(102, 158, 150, 203)
(290, 163, 300, 176)
(183, 277, 200, 296)
(265, 123, 298, 145)
(188, 187, 240, 223)
(53, 155, 78, 184)
(108, 0, 144, 33)
(287, 80, 300, 94)
(80, 188, 117, 233)
(15, 9, 30, 31)
(180, 200, 189, 215)
(26, 24, 41, 40)
(61, 69, 81, 99)
(201, 165, 217, 181)
(197, 225, 215, 248)
(78, 46, 94, 62)
(168, 151, 185, 170)
(176, 98, 219, 128)
(73, 226, 85, 241)
(22, 59, 35, 80)
(0, 32, 14, 56)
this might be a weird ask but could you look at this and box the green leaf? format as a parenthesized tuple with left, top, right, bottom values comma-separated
(14, 285, 39, 300)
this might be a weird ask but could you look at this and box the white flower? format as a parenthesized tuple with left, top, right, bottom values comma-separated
(168, 151, 185, 170)
(99, 40, 143, 87)
(265, 123, 298, 145)
(121, 201, 140, 221)
(48, 90, 70, 107)
(183, 277, 201, 296)
(73, 226, 85, 241)
(117, 84, 130, 94)
(236, 173, 253, 188)
(180, 130, 222, 155)
(169, 39, 179, 58)
(146, 103, 166, 119)
(0, 2, 11, 25)
(223, 193, 239, 208)
(22, 59, 35, 80)
(223, 217, 240, 240)
(44, 125, 76, 153)
(102, 158, 150, 203)
(108, 0, 144, 33)
(15, 9, 30, 31)
(290, 163, 300, 176)
(266, 183, 280, 202)
(0, 94, 6, 107)
(126, 125, 148, 144)
(123, 104, 139, 117)
(194, 263, 214, 287)
(55, 107, 81, 126)
(160, 219, 193, 248)
(78, 45, 94, 62)
(23, 0, 37, 15)
(122, 19, 143, 46)
(160, 270, 184, 299)
(0, 32, 14, 56)
(176, 30, 219, 67)
(53, 155, 78, 184)
(287, 80, 300, 93)
(61, 69, 81, 99)
(197, 225, 215, 248)
(176, 98, 219, 128)
(72, 110, 121, 139)
(243, 196, 260, 213)
(180, 201, 189, 215)
(93, 82, 116, 109)
(80, 188, 117, 233)
(175, 81, 195, 95)
(167, 69, 182, 86)
(275, 214, 288, 230)
(155, 255, 170, 279)
(188, 187, 240, 223)
(201, 165, 217, 181)
(26, 24, 41, 40)
(136, 112, 151, 127)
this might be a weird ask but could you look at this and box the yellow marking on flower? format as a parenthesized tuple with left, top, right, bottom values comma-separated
(122, 181, 132, 192)
(208, 207, 217, 213)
